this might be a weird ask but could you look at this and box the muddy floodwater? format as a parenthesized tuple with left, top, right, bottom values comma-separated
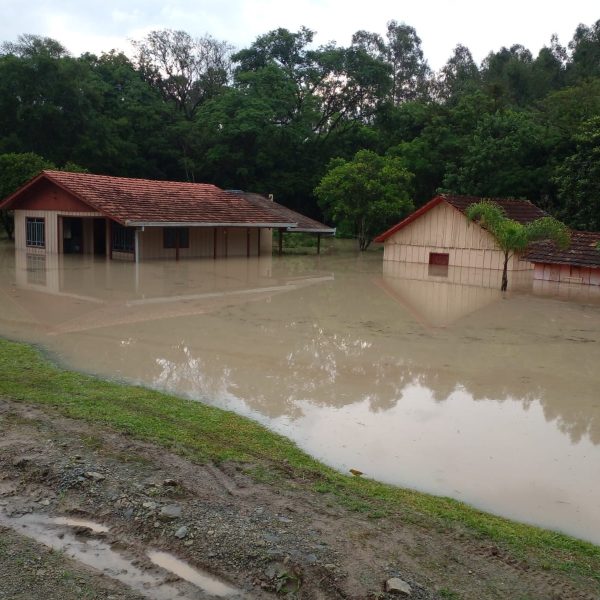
(1, 243, 599, 545)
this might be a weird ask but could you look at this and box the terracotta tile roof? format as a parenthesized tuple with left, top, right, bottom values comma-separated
(525, 231, 600, 268)
(232, 192, 336, 234)
(374, 194, 548, 242)
(1, 171, 297, 227)
(443, 195, 548, 224)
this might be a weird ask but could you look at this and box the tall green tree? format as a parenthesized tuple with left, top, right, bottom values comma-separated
(133, 29, 233, 119)
(0, 152, 54, 239)
(554, 117, 600, 230)
(352, 21, 431, 104)
(314, 150, 414, 250)
(466, 200, 570, 290)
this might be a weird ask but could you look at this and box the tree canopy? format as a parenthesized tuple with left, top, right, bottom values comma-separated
(314, 150, 413, 250)
(466, 201, 570, 290)
(0, 21, 599, 235)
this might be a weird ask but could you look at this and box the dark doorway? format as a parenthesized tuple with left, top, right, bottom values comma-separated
(62, 217, 84, 254)
(94, 219, 106, 256)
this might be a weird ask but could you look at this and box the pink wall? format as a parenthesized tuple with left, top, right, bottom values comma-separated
(533, 263, 600, 286)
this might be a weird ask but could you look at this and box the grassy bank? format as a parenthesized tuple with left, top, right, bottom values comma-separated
(0, 337, 598, 583)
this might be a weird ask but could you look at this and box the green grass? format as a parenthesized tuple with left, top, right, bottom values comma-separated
(0, 337, 599, 584)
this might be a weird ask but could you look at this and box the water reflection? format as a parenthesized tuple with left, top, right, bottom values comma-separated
(0, 244, 599, 543)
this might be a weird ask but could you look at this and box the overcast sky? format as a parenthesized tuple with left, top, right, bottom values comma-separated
(2, 0, 598, 70)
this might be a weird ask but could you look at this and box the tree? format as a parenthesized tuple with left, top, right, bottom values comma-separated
(466, 200, 570, 291)
(133, 29, 233, 119)
(314, 150, 414, 250)
(554, 117, 600, 230)
(441, 109, 555, 201)
(435, 44, 480, 102)
(0, 152, 55, 239)
(352, 21, 431, 104)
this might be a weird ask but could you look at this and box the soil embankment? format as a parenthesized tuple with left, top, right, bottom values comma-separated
(1, 397, 598, 600)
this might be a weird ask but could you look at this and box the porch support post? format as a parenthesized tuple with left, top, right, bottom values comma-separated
(278, 228, 283, 256)
(246, 227, 250, 258)
(108, 220, 113, 260)
(317, 233, 321, 255)
(224, 228, 228, 258)
(175, 229, 180, 261)
(134, 228, 139, 264)
(257, 229, 261, 257)
(213, 227, 217, 259)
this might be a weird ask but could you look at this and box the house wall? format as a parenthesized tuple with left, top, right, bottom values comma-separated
(14, 209, 101, 255)
(533, 263, 600, 286)
(138, 227, 270, 260)
(382, 201, 532, 271)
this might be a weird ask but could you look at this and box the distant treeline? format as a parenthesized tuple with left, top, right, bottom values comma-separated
(1, 21, 599, 230)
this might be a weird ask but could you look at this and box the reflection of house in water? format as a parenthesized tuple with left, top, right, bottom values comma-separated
(7, 251, 333, 335)
(377, 261, 508, 327)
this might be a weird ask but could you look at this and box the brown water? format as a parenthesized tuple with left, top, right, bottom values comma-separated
(0, 509, 243, 599)
(1, 244, 599, 544)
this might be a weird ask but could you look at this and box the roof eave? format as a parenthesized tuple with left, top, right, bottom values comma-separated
(126, 221, 297, 228)
(374, 196, 446, 243)
(286, 227, 336, 234)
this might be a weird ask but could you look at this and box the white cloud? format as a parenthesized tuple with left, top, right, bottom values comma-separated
(1, 0, 598, 68)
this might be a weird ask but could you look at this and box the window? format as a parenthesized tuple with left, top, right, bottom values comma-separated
(26, 217, 45, 248)
(163, 227, 190, 249)
(429, 252, 449, 266)
(112, 223, 135, 253)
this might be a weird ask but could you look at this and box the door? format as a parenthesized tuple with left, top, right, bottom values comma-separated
(93, 219, 106, 256)
(62, 217, 84, 254)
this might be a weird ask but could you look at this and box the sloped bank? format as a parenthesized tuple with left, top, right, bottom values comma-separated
(0, 338, 598, 599)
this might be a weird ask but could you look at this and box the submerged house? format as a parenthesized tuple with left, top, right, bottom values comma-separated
(0, 171, 333, 261)
(526, 231, 600, 286)
(374, 194, 547, 271)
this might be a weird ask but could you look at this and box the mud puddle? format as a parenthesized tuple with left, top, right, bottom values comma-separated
(0, 509, 244, 599)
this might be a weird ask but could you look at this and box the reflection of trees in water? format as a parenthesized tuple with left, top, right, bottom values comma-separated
(148, 327, 600, 447)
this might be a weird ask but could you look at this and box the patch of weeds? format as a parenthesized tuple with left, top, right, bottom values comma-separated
(439, 589, 461, 599)
(81, 435, 103, 450)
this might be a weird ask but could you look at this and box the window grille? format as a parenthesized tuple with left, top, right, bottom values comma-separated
(112, 223, 135, 252)
(26, 217, 45, 248)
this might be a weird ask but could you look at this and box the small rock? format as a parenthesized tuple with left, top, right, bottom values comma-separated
(174, 526, 188, 539)
(159, 504, 182, 520)
(385, 577, 411, 596)
(184, 539, 193, 546)
(163, 479, 178, 487)
(84, 471, 105, 482)
(39, 499, 51, 506)
(142, 501, 157, 510)
(349, 468, 363, 476)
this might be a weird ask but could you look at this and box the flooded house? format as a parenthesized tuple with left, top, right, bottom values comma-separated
(0, 170, 333, 261)
(374, 194, 547, 271)
(525, 230, 600, 287)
